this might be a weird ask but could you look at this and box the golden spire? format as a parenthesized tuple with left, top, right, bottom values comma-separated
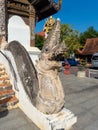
(44, 16, 55, 33)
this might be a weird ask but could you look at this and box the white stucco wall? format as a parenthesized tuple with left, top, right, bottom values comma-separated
(8, 15, 30, 49)
(8, 15, 41, 64)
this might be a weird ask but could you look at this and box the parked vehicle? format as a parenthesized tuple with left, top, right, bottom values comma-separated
(62, 58, 79, 66)
(67, 58, 79, 66)
(91, 53, 98, 68)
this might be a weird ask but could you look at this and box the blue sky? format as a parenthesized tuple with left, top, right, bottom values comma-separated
(35, 0, 98, 33)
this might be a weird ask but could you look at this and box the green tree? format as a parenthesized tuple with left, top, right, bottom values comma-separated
(35, 34, 45, 50)
(79, 26, 98, 46)
(60, 24, 82, 57)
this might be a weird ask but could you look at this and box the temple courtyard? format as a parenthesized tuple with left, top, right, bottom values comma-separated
(0, 72, 98, 130)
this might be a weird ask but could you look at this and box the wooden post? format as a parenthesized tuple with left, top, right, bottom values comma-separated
(29, 4, 35, 47)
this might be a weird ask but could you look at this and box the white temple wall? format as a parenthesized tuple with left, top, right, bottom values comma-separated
(8, 15, 30, 49)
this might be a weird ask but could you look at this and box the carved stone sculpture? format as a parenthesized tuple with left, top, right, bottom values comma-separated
(35, 19, 66, 114)
(4, 19, 66, 114)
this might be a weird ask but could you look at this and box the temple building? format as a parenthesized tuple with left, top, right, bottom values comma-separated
(38, 16, 56, 38)
(77, 38, 98, 63)
(0, 0, 62, 47)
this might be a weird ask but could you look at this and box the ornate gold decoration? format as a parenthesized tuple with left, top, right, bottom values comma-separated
(44, 16, 55, 33)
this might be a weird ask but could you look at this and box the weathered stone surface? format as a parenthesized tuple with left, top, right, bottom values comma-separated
(5, 41, 39, 106)
(0, 0, 6, 35)
(4, 19, 66, 114)
(35, 20, 66, 114)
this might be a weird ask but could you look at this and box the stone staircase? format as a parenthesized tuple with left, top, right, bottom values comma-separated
(0, 64, 19, 112)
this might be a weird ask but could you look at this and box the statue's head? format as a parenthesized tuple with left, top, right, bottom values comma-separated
(40, 19, 66, 61)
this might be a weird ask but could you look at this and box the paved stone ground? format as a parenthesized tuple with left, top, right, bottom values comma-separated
(0, 108, 40, 130)
(1, 72, 98, 130)
(59, 72, 98, 130)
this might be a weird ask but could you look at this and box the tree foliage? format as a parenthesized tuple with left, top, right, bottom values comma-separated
(35, 34, 45, 50)
(79, 26, 98, 46)
(60, 24, 82, 57)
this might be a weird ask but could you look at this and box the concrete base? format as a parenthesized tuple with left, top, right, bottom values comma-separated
(77, 71, 86, 78)
(46, 108, 77, 130)
(19, 98, 77, 130)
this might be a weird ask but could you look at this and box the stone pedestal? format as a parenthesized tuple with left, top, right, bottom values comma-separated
(19, 98, 77, 130)
(77, 71, 86, 78)
(46, 108, 77, 130)
(19, 96, 77, 130)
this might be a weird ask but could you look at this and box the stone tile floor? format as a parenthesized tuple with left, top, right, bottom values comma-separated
(59, 72, 98, 130)
(0, 108, 40, 130)
(1, 72, 98, 130)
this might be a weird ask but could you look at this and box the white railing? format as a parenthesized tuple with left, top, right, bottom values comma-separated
(88, 69, 98, 78)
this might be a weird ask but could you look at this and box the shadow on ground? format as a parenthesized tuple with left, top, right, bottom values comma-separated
(0, 109, 9, 118)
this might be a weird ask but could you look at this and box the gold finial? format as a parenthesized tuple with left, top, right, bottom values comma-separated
(44, 16, 55, 33)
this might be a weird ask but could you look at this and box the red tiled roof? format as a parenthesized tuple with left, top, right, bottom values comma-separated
(78, 38, 98, 55)
(37, 31, 45, 38)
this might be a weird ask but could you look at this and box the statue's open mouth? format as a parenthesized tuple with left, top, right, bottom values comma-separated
(50, 51, 65, 61)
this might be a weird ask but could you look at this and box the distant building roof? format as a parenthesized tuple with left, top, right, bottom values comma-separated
(78, 38, 98, 55)
(37, 31, 45, 38)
